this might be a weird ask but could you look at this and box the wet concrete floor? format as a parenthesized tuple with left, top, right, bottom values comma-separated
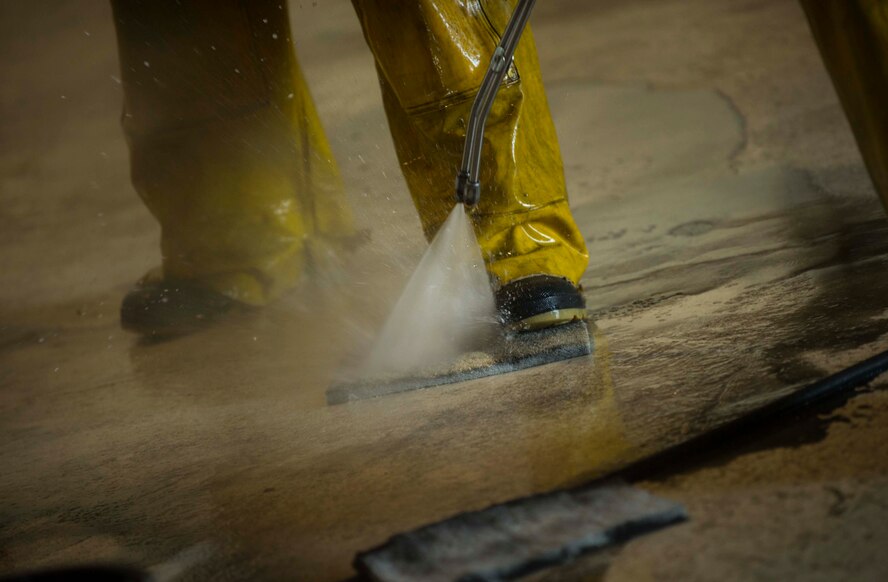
(2, 0, 888, 580)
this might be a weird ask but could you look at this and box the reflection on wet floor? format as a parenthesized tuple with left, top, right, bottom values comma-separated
(135, 317, 638, 579)
(5, 227, 886, 579)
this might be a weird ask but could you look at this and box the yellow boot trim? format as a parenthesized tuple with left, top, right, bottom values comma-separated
(510, 308, 589, 332)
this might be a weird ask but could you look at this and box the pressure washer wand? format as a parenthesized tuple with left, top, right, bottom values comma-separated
(455, 0, 537, 207)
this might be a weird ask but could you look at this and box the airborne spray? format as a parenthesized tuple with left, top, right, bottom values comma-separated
(362, 204, 497, 376)
(361, 0, 538, 379)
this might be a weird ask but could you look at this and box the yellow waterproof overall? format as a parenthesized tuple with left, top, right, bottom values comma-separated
(800, 0, 888, 213)
(111, 0, 590, 305)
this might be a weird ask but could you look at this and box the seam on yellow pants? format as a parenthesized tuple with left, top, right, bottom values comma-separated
(295, 95, 319, 234)
(403, 0, 521, 118)
(471, 197, 570, 218)
(474, 0, 521, 82)
(405, 77, 521, 117)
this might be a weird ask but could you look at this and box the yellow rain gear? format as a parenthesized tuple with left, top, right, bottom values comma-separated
(800, 0, 888, 212)
(112, 0, 590, 305)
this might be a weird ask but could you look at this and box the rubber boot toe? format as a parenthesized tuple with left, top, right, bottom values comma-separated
(495, 275, 587, 332)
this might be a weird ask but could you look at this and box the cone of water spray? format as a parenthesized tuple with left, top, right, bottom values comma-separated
(362, 203, 496, 376)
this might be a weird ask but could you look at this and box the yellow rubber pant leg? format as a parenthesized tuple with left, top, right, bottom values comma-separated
(352, 0, 590, 285)
(111, 0, 354, 305)
(800, 0, 888, 213)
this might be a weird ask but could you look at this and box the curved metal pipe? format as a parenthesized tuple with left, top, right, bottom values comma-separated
(456, 0, 537, 207)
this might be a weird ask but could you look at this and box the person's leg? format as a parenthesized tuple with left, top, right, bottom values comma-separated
(351, 0, 589, 294)
(800, 0, 888, 212)
(112, 0, 354, 332)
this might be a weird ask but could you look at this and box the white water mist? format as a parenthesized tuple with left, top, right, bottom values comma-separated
(363, 204, 497, 376)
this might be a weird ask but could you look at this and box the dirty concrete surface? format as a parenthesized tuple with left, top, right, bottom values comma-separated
(1, 0, 888, 580)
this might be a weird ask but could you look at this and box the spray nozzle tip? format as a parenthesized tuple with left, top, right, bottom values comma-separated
(455, 173, 481, 207)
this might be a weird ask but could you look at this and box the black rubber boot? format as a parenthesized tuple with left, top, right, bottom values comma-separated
(495, 275, 587, 331)
(120, 278, 246, 337)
